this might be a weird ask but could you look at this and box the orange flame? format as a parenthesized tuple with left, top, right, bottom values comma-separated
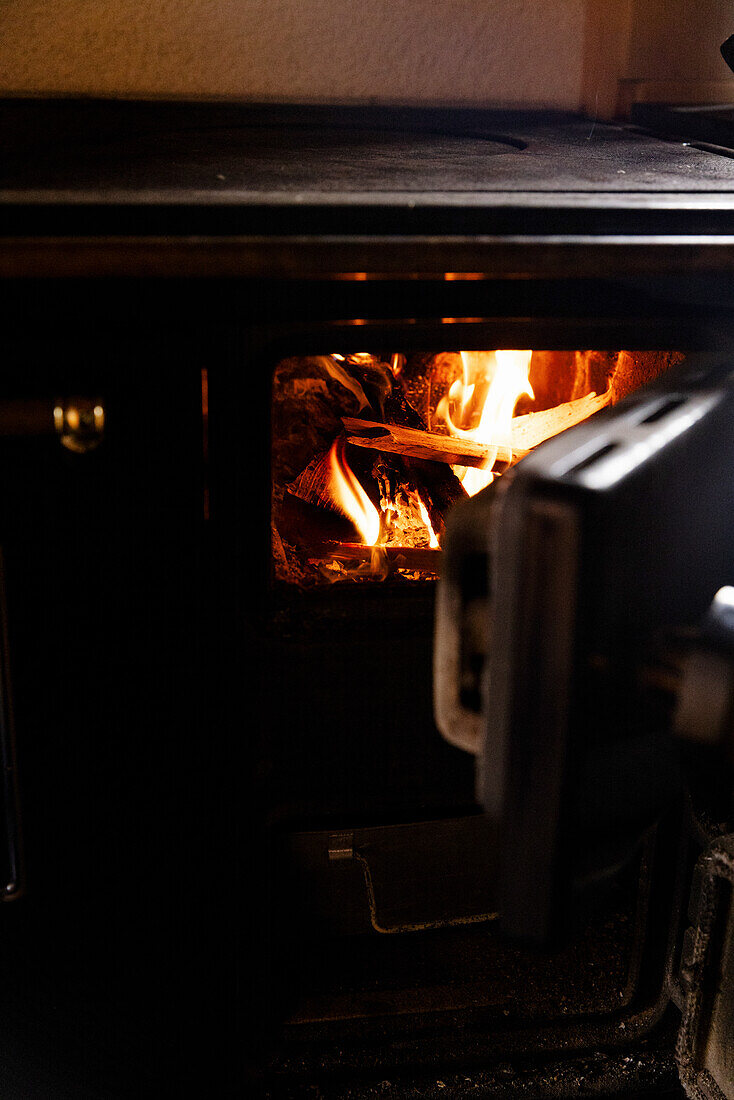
(327, 438, 381, 546)
(436, 350, 534, 496)
(417, 498, 440, 549)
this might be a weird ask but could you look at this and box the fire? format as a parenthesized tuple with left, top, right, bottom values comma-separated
(327, 438, 381, 545)
(326, 437, 440, 553)
(325, 349, 535, 555)
(436, 350, 534, 496)
(417, 498, 440, 549)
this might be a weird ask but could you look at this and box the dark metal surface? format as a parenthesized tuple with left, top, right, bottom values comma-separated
(677, 834, 734, 1097)
(0, 100, 726, 1093)
(3, 100, 734, 245)
(265, 1042, 682, 1099)
(11, 236, 734, 282)
(634, 102, 734, 151)
(287, 815, 498, 937)
(0, 270, 706, 1095)
(2, 100, 734, 194)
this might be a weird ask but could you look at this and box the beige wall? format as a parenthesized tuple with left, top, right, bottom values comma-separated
(0, 0, 732, 115)
(618, 0, 734, 112)
(627, 0, 733, 82)
(0, 0, 587, 107)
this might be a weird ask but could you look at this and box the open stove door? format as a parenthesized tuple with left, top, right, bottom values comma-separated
(677, 834, 734, 1100)
(435, 354, 734, 1091)
(674, 591, 734, 1099)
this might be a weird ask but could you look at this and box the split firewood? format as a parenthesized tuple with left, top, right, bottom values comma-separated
(342, 418, 522, 467)
(278, 490, 358, 546)
(344, 390, 611, 469)
(286, 441, 385, 518)
(509, 389, 612, 451)
(288, 448, 338, 511)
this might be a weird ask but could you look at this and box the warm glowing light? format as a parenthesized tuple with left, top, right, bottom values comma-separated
(418, 498, 440, 549)
(327, 439, 381, 546)
(436, 350, 534, 496)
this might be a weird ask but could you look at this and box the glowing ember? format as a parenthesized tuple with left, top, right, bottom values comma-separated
(436, 350, 534, 496)
(327, 438, 381, 545)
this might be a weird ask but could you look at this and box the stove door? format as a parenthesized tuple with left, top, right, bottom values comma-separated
(435, 352, 734, 942)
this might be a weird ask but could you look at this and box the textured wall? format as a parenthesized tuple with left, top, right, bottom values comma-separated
(0, 0, 587, 107)
(627, 0, 733, 81)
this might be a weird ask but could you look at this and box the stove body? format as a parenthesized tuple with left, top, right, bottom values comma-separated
(2, 101, 734, 1096)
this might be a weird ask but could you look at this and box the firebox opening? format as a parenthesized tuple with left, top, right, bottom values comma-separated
(271, 349, 684, 586)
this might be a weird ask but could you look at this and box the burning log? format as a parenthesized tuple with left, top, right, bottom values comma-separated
(288, 435, 463, 549)
(345, 390, 611, 468)
(277, 489, 358, 546)
(288, 448, 341, 511)
(378, 388, 469, 531)
(342, 418, 522, 468)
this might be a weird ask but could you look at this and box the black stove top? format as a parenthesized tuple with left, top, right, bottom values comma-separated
(5, 98, 734, 285)
(3, 99, 734, 236)
(5, 98, 734, 197)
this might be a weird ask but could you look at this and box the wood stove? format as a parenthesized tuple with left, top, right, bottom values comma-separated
(2, 98, 734, 1096)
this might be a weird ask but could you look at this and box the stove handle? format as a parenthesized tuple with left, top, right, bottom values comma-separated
(0, 399, 104, 453)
